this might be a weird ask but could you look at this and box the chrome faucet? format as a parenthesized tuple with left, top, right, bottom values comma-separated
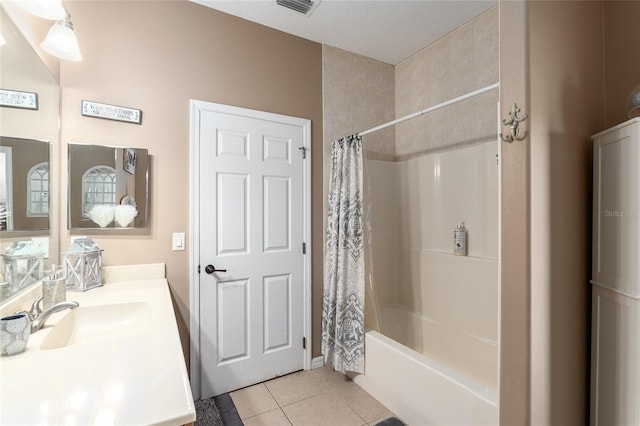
(27, 296, 79, 332)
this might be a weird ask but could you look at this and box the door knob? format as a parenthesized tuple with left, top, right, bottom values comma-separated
(205, 264, 227, 274)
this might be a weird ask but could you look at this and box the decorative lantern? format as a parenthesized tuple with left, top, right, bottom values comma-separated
(2, 241, 45, 292)
(62, 238, 103, 292)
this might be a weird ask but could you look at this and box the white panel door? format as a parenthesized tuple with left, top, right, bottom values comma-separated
(195, 103, 308, 398)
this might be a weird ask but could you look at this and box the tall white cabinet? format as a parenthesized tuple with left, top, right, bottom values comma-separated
(591, 118, 640, 426)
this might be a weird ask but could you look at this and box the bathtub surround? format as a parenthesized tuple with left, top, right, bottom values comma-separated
(323, 135, 365, 374)
(364, 141, 499, 394)
(323, 5, 499, 423)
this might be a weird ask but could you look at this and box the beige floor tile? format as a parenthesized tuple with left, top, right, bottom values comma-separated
(230, 383, 279, 419)
(338, 384, 395, 424)
(282, 392, 366, 426)
(312, 365, 355, 392)
(265, 370, 330, 406)
(243, 408, 292, 426)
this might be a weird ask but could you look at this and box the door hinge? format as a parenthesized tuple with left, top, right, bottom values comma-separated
(302, 242, 306, 254)
(197, 265, 201, 274)
(298, 146, 306, 159)
(303, 337, 306, 349)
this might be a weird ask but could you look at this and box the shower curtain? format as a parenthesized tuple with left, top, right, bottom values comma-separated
(322, 134, 365, 374)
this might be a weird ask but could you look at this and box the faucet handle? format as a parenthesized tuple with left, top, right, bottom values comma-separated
(29, 296, 43, 321)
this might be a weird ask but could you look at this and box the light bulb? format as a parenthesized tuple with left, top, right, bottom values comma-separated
(40, 17, 82, 62)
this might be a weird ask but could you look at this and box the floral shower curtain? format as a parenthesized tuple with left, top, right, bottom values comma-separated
(322, 134, 365, 374)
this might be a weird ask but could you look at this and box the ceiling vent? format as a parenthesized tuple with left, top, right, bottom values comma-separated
(276, 0, 319, 16)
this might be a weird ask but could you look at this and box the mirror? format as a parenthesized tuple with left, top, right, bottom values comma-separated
(0, 6, 60, 304)
(1, 137, 50, 231)
(68, 144, 149, 229)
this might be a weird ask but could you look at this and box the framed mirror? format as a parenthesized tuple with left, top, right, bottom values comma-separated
(0, 6, 60, 305)
(68, 144, 149, 229)
(0, 137, 50, 232)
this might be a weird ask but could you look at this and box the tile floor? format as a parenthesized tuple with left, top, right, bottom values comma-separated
(229, 365, 398, 426)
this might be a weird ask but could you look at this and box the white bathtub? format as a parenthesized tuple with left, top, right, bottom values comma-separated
(352, 330, 498, 425)
(379, 304, 498, 390)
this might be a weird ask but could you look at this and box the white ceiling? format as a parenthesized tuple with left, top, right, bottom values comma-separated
(190, 0, 495, 65)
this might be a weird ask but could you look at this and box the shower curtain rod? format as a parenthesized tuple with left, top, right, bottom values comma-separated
(357, 82, 500, 137)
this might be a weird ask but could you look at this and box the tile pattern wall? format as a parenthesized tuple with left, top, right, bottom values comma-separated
(395, 6, 499, 159)
(322, 45, 396, 161)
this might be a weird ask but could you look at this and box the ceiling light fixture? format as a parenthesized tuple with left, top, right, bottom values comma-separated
(16, 0, 67, 20)
(40, 16, 82, 62)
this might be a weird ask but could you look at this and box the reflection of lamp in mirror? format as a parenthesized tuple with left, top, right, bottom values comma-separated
(40, 16, 82, 62)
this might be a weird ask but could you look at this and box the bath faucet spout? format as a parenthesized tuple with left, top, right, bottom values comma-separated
(31, 301, 79, 332)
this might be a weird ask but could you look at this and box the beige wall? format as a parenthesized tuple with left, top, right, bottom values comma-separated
(604, 0, 640, 128)
(498, 0, 531, 421)
(499, 1, 640, 423)
(528, 1, 605, 424)
(59, 1, 323, 363)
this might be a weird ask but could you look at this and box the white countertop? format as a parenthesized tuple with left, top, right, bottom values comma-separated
(0, 275, 195, 426)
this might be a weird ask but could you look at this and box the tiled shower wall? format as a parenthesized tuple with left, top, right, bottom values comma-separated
(322, 6, 498, 162)
(395, 6, 498, 158)
(322, 45, 396, 160)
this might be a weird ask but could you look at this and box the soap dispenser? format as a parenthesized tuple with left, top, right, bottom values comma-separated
(454, 222, 467, 256)
(42, 265, 66, 310)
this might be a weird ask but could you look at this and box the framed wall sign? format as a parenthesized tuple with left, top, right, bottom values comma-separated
(81, 100, 142, 124)
(0, 89, 38, 110)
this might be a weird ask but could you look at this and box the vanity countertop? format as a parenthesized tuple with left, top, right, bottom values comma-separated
(0, 275, 195, 425)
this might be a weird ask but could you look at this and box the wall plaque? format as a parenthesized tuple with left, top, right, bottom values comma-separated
(81, 100, 142, 124)
(0, 89, 38, 110)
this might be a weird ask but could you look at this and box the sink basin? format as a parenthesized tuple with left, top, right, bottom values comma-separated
(40, 302, 151, 350)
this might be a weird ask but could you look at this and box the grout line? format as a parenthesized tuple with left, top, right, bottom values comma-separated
(263, 379, 281, 407)
(281, 407, 294, 426)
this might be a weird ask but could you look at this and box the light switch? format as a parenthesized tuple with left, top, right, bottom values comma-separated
(172, 232, 185, 251)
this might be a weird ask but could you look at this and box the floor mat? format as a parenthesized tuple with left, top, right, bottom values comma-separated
(195, 393, 243, 426)
(375, 417, 406, 426)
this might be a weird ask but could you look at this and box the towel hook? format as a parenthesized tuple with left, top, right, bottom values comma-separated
(500, 103, 528, 143)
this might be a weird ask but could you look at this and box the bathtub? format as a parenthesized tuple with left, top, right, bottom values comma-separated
(352, 330, 498, 425)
